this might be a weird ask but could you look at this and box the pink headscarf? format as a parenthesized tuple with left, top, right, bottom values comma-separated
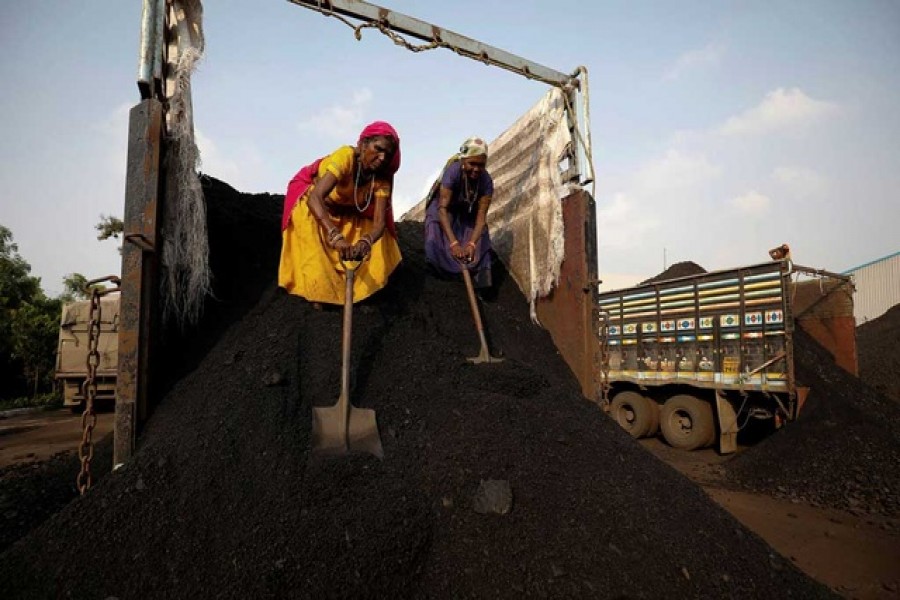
(358, 120, 401, 175)
(281, 121, 402, 232)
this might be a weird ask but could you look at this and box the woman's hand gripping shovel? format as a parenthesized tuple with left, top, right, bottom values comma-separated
(311, 257, 384, 459)
(459, 262, 504, 365)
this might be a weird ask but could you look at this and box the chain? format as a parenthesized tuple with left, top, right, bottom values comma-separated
(77, 275, 121, 495)
(305, 1, 570, 89)
(597, 310, 611, 407)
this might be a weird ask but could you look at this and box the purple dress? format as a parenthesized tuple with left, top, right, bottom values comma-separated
(424, 160, 495, 287)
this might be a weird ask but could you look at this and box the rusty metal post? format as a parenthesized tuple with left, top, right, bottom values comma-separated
(535, 190, 598, 399)
(114, 99, 163, 468)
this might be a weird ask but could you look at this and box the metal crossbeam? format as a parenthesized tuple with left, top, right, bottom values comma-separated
(285, 0, 577, 87)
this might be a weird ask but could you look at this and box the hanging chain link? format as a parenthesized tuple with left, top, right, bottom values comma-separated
(77, 276, 121, 495)
(597, 309, 611, 408)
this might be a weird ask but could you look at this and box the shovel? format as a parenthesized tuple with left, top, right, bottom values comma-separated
(460, 265, 504, 364)
(311, 261, 384, 458)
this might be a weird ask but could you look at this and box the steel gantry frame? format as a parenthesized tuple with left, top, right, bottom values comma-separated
(285, 0, 593, 187)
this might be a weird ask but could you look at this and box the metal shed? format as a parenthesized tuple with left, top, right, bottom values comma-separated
(844, 251, 900, 323)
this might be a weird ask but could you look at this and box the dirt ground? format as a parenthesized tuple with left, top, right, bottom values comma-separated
(639, 438, 900, 600)
(0, 409, 114, 467)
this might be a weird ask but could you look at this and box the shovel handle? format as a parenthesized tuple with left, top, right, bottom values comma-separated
(460, 267, 485, 334)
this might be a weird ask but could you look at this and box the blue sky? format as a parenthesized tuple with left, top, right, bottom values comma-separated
(1, 0, 898, 297)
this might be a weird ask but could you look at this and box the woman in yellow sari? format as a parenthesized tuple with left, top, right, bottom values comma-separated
(279, 122, 403, 305)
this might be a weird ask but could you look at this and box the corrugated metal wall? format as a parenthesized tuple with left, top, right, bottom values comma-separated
(845, 252, 900, 324)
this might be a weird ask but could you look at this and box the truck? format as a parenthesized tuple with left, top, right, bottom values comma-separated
(596, 257, 855, 453)
(55, 294, 120, 412)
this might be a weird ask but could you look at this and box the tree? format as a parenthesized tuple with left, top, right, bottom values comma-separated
(0, 224, 41, 311)
(11, 297, 61, 397)
(0, 224, 50, 400)
(60, 273, 91, 304)
(95, 214, 124, 241)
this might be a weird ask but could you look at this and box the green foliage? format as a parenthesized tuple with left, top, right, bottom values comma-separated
(60, 273, 90, 303)
(0, 224, 41, 313)
(0, 223, 60, 401)
(96, 214, 124, 255)
(0, 391, 62, 413)
(11, 297, 62, 396)
(96, 214, 124, 241)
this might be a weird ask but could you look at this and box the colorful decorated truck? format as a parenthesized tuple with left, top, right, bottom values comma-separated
(596, 259, 855, 453)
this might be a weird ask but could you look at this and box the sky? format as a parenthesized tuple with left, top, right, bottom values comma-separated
(1, 0, 898, 297)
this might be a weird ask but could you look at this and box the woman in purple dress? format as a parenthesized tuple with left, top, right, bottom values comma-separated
(424, 136, 495, 288)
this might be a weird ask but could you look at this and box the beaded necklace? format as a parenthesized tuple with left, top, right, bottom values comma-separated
(461, 171, 480, 213)
(354, 158, 375, 212)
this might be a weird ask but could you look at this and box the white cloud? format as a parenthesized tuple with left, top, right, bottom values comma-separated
(395, 167, 441, 220)
(730, 190, 771, 217)
(718, 87, 838, 136)
(772, 166, 827, 198)
(597, 150, 719, 253)
(596, 192, 661, 250)
(195, 129, 241, 184)
(633, 149, 721, 195)
(663, 43, 724, 81)
(194, 130, 267, 192)
(297, 88, 373, 140)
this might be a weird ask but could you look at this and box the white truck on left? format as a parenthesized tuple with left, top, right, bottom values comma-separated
(55, 294, 119, 412)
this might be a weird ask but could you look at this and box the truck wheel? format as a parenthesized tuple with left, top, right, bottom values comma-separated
(660, 394, 714, 451)
(610, 391, 654, 438)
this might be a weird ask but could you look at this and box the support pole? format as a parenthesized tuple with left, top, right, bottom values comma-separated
(114, 99, 163, 468)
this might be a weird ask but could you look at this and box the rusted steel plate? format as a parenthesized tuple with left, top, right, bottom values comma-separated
(535, 190, 598, 399)
(114, 99, 163, 467)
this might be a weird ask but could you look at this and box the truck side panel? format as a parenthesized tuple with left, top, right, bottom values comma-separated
(598, 261, 791, 395)
(55, 296, 120, 407)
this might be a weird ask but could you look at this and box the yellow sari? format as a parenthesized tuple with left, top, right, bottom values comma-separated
(278, 146, 402, 304)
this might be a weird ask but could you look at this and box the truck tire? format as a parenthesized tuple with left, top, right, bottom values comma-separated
(610, 391, 655, 438)
(660, 394, 714, 451)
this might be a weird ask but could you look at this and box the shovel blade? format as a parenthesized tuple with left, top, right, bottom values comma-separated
(311, 403, 384, 459)
(467, 346, 504, 364)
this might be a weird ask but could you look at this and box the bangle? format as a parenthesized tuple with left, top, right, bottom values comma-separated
(450, 240, 459, 247)
(466, 241, 476, 248)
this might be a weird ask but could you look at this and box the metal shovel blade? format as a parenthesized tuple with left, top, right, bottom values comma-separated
(311, 396, 384, 459)
(309, 261, 384, 459)
(467, 332, 504, 364)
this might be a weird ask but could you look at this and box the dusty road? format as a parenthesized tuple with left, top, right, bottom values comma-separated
(639, 438, 900, 600)
(1, 410, 897, 598)
(0, 409, 114, 468)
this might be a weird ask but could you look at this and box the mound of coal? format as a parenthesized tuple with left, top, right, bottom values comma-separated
(0, 435, 112, 553)
(726, 327, 900, 517)
(639, 261, 706, 285)
(0, 178, 832, 598)
(857, 303, 900, 404)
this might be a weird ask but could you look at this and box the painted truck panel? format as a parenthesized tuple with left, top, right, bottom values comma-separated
(55, 295, 120, 408)
(598, 261, 793, 396)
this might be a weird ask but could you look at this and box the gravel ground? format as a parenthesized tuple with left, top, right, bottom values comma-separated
(0, 177, 834, 599)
